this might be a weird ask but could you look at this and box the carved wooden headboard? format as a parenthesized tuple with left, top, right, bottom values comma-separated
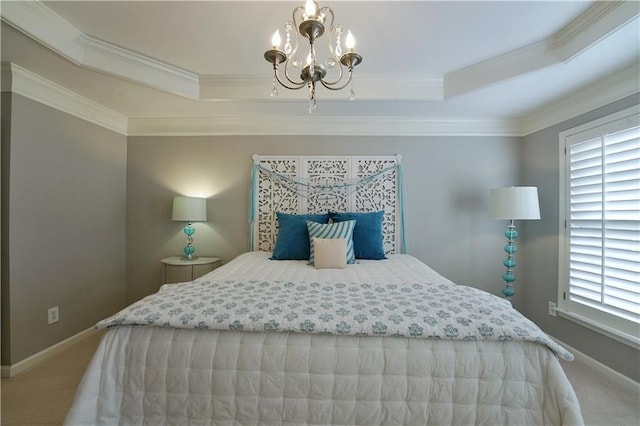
(250, 155, 404, 254)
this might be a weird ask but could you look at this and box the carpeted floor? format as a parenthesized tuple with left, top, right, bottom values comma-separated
(559, 357, 640, 426)
(1, 330, 105, 425)
(1, 330, 638, 425)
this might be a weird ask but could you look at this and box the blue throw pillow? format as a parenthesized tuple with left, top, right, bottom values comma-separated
(329, 211, 387, 259)
(271, 212, 330, 260)
(307, 220, 356, 265)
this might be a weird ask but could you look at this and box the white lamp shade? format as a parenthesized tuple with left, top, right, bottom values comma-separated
(172, 196, 207, 222)
(489, 187, 540, 220)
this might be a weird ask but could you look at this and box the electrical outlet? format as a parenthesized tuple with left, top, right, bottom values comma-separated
(48, 306, 59, 324)
(548, 301, 557, 317)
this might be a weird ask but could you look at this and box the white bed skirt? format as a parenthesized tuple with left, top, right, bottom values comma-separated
(65, 325, 583, 425)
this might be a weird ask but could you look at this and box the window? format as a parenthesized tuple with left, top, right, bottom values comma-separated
(559, 105, 639, 347)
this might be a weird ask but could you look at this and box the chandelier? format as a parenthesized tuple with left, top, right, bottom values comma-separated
(264, 0, 362, 113)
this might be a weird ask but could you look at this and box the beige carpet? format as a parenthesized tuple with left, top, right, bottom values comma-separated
(0, 330, 105, 426)
(1, 330, 638, 425)
(560, 357, 640, 426)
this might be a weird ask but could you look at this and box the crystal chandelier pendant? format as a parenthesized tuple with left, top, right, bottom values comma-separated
(308, 82, 317, 114)
(271, 78, 279, 98)
(348, 82, 356, 101)
(284, 23, 293, 54)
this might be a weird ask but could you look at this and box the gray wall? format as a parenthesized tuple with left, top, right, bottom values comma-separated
(1, 93, 12, 364)
(1, 94, 128, 365)
(126, 135, 521, 304)
(520, 93, 640, 382)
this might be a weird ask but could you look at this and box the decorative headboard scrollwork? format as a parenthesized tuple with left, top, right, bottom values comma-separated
(249, 155, 405, 254)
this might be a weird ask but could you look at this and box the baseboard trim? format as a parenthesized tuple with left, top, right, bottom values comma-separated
(1, 327, 97, 378)
(551, 335, 640, 394)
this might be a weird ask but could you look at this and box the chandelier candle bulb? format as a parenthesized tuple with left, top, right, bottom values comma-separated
(346, 30, 355, 51)
(271, 30, 281, 49)
(304, 0, 316, 19)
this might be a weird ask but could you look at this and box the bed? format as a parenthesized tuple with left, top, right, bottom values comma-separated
(65, 155, 583, 425)
(66, 251, 582, 425)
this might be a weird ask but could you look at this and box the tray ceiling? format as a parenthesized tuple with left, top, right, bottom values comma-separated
(1, 1, 639, 135)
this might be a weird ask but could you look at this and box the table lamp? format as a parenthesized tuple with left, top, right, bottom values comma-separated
(172, 196, 207, 259)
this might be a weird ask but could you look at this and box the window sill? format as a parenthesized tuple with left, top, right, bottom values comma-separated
(556, 309, 640, 350)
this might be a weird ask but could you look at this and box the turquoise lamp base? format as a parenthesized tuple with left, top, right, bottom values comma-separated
(182, 222, 198, 260)
(501, 219, 518, 305)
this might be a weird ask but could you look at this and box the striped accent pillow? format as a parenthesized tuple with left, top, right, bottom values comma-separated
(307, 220, 356, 265)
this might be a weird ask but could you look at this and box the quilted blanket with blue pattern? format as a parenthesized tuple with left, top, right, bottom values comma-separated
(98, 253, 573, 361)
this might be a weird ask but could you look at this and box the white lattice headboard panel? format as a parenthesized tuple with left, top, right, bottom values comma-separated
(250, 155, 404, 254)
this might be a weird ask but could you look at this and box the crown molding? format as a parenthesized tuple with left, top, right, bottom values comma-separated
(127, 115, 519, 137)
(2, 0, 635, 103)
(445, 40, 554, 98)
(80, 35, 199, 98)
(1, 0, 199, 99)
(445, 1, 639, 98)
(4, 60, 636, 137)
(552, 0, 639, 62)
(521, 63, 640, 136)
(1, 62, 509, 136)
(1, 63, 128, 135)
(0, 0, 84, 63)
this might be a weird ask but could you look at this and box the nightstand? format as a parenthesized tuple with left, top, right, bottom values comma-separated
(161, 256, 221, 284)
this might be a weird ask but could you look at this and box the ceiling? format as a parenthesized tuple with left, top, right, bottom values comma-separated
(1, 1, 639, 136)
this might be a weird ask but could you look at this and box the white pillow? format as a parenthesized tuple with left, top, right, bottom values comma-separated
(312, 237, 347, 269)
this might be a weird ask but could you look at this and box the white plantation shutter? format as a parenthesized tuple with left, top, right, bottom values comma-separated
(561, 107, 640, 343)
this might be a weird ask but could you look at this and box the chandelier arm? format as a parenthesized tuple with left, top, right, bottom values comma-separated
(282, 57, 305, 86)
(320, 7, 334, 24)
(319, 70, 353, 91)
(320, 6, 337, 57)
(292, 5, 305, 28)
(319, 63, 345, 87)
(273, 67, 306, 90)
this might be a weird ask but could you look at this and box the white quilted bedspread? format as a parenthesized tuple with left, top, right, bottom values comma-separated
(97, 253, 572, 361)
(65, 252, 583, 425)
